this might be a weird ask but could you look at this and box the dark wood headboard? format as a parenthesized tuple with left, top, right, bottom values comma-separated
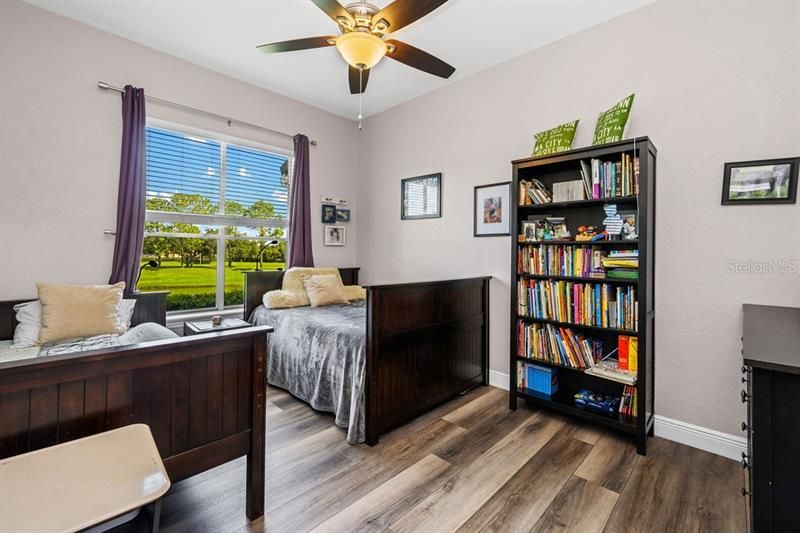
(0, 291, 168, 342)
(243, 268, 360, 321)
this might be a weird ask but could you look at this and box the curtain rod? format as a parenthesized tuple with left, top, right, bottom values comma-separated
(97, 81, 317, 146)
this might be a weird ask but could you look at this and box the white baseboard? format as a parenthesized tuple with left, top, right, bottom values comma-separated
(485, 370, 746, 461)
(489, 370, 510, 390)
(653, 415, 746, 461)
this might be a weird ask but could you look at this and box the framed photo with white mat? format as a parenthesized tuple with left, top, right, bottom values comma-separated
(324, 225, 346, 246)
(474, 182, 511, 237)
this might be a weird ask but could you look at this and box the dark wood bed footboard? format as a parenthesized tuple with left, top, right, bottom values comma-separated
(0, 326, 271, 520)
(365, 277, 490, 444)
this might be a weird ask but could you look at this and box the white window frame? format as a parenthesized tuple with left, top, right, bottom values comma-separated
(144, 118, 293, 312)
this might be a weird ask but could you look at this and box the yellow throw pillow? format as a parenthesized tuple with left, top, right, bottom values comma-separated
(342, 285, 367, 301)
(303, 275, 348, 307)
(37, 282, 126, 344)
(282, 267, 343, 293)
(263, 290, 309, 309)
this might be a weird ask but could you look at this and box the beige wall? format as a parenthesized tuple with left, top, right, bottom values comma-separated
(0, 0, 358, 299)
(356, 0, 800, 435)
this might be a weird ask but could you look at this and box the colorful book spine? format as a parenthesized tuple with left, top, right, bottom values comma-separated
(517, 279, 638, 332)
(517, 321, 603, 369)
(583, 155, 639, 200)
(517, 245, 607, 278)
(620, 385, 638, 417)
(618, 335, 630, 370)
(628, 336, 638, 372)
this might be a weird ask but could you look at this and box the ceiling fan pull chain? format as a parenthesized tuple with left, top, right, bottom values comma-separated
(358, 66, 364, 130)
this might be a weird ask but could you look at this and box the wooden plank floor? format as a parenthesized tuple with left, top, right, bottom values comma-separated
(119, 385, 746, 533)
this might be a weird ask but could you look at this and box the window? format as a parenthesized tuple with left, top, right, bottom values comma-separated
(138, 124, 290, 312)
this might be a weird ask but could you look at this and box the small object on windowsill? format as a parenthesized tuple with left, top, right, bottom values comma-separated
(211, 315, 223, 326)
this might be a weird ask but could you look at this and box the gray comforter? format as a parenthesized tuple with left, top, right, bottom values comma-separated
(249, 301, 366, 443)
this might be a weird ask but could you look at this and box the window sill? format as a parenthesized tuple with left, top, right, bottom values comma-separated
(166, 306, 245, 333)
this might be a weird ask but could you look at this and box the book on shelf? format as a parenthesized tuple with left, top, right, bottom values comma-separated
(619, 385, 637, 417)
(518, 244, 607, 278)
(517, 278, 638, 331)
(588, 154, 639, 200)
(552, 181, 586, 202)
(584, 359, 637, 385)
(517, 363, 558, 397)
(606, 269, 638, 280)
(602, 249, 639, 279)
(579, 160, 592, 198)
(628, 336, 638, 372)
(519, 178, 552, 205)
(517, 321, 602, 369)
(574, 389, 620, 417)
(618, 335, 629, 369)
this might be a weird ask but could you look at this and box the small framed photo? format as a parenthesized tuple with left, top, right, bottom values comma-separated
(521, 221, 538, 242)
(335, 208, 351, 223)
(722, 157, 798, 205)
(323, 225, 346, 246)
(618, 209, 638, 240)
(402, 173, 441, 220)
(474, 182, 511, 237)
(321, 204, 337, 223)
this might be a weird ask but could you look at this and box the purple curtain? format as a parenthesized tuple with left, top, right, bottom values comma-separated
(109, 85, 147, 290)
(288, 134, 314, 268)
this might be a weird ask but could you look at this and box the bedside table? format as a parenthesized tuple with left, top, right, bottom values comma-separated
(184, 317, 251, 336)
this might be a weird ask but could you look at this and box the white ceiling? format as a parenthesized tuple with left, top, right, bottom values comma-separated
(26, 0, 653, 119)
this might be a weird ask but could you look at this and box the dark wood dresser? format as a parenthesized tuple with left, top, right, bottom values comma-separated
(742, 304, 800, 533)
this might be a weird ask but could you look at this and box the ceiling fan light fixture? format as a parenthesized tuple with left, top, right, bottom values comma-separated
(335, 31, 387, 69)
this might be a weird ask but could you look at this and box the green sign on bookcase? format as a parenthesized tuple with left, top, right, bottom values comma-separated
(531, 120, 579, 157)
(592, 94, 635, 145)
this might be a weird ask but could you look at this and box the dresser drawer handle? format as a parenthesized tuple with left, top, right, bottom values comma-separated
(741, 390, 749, 403)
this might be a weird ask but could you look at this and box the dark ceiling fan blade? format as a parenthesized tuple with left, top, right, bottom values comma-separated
(310, 0, 355, 27)
(348, 66, 370, 94)
(385, 39, 455, 79)
(256, 36, 337, 54)
(372, 0, 448, 33)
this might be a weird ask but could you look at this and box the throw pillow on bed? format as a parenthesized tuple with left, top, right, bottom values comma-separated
(37, 282, 126, 344)
(303, 274, 348, 307)
(282, 267, 344, 294)
(263, 290, 308, 309)
(12, 297, 136, 348)
(341, 285, 367, 301)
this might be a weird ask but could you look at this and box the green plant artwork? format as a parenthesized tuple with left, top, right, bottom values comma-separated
(592, 94, 635, 145)
(531, 120, 580, 157)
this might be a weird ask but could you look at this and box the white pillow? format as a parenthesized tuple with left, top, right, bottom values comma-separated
(12, 298, 137, 348)
(119, 299, 137, 330)
(12, 300, 41, 348)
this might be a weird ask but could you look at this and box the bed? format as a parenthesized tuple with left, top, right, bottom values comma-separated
(244, 268, 490, 445)
(0, 292, 271, 521)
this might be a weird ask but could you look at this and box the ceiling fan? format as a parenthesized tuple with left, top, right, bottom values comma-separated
(257, 0, 455, 95)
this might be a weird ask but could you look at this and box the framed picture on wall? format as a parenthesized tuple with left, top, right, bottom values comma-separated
(721, 157, 798, 205)
(323, 225, 346, 246)
(321, 204, 337, 223)
(335, 208, 351, 223)
(474, 182, 511, 237)
(401, 173, 442, 220)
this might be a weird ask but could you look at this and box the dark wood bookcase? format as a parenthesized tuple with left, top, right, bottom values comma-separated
(508, 137, 657, 455)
